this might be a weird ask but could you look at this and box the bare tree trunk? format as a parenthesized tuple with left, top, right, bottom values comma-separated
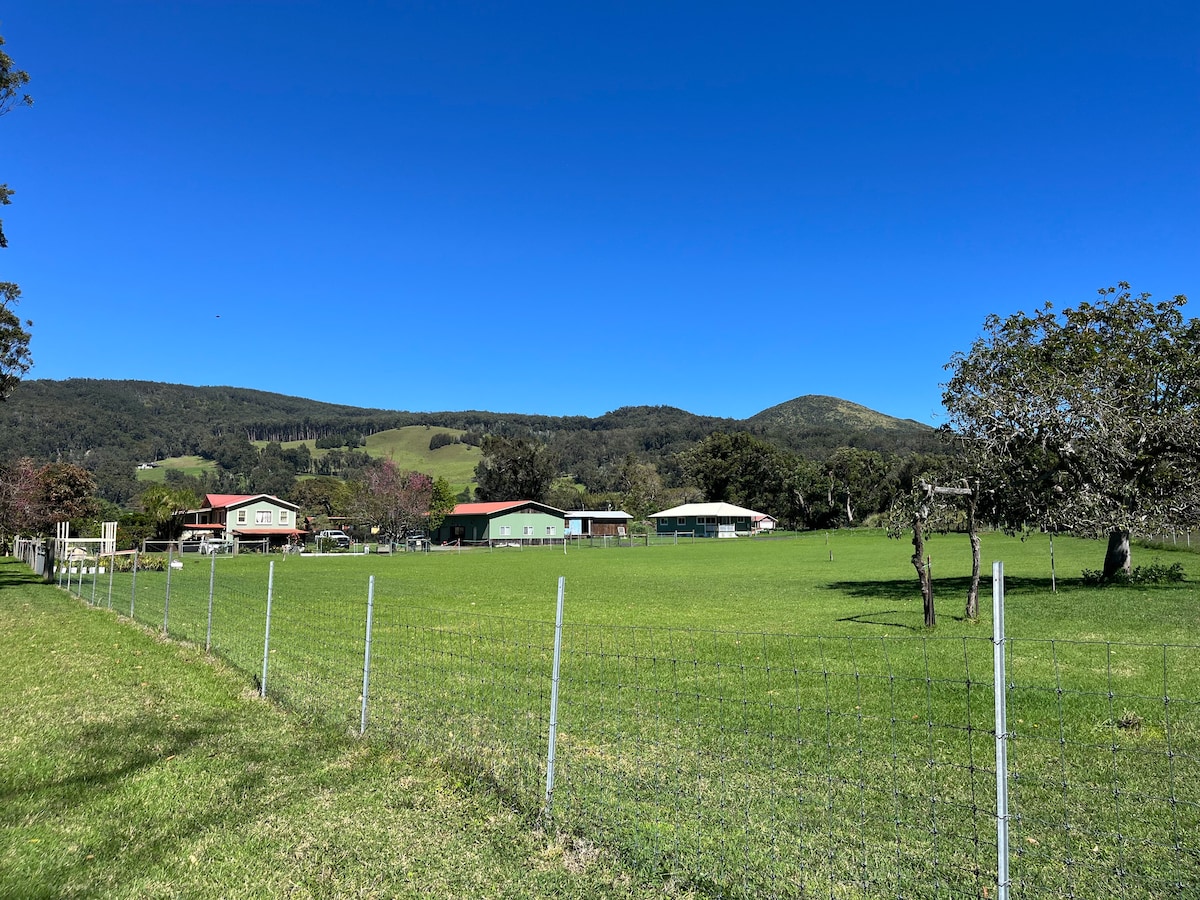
(965, 486, 980, 620)
(912, 514, 935, 627)
(1102, 529, 1132, 581)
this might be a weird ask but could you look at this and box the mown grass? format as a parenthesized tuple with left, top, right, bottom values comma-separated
(33, 532, 1200, 897)
(0, 560, 676, 899)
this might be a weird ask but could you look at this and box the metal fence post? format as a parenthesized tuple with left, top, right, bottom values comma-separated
(130, 551, 138, 618)
(543, 575, 566, 823)
(163, 548, 173, 634)
(107, 553, 115, 609)
(993, 561, 1010, 900)
(261, 560, 275, 699)
(205, 548, 216, 652)
(359, 575, 375, 736)
(90, 557, 98, 606)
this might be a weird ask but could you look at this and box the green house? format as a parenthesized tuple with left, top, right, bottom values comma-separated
(432, 500, 565, 546)
(649, 502, 766, 537)
(177, 493, 305, 550)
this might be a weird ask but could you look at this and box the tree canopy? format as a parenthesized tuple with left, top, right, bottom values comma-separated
(474, 436, 557, 503)
(942, 283, 1200, 578)
(0, 31, 32, 401)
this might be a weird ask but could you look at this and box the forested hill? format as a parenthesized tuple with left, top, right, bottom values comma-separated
(0, 378, 942, 480)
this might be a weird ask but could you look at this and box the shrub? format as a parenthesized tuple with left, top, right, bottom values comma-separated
(1081, 561, 1185, 586)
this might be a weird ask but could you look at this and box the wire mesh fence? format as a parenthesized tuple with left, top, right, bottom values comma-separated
(41, 550, 1200, 899)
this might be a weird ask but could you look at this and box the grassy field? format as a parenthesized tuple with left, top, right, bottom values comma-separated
(0, 561, 671, 899)
(20, 531, 1200, 897)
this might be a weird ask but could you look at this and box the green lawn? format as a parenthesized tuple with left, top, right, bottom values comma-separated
(0, 561, 669, 900)
(18, 531, 1200, 898)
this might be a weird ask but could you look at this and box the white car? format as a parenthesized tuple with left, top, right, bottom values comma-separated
(317, 530, 352, 548)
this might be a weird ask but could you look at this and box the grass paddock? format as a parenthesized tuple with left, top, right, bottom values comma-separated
(25, 531, 1200, 897)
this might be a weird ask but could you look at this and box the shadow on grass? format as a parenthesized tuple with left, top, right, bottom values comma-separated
(0, 716, 210, 806)
(826, 574, 1068, 630)
(0, 558, 50, 588)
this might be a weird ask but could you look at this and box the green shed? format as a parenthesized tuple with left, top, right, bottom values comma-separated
(432, 500, 566, 546)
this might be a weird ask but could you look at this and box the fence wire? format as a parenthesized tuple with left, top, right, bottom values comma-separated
(43, 552, 1200, 900)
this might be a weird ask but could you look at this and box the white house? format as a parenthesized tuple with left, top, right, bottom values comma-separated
(649, 502, 773, 537)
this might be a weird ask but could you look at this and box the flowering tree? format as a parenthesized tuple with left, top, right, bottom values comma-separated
(358, 460, 434, 539)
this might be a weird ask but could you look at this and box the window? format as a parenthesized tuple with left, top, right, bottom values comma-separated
(499, 525, 511, 536)
(237, 510, 247, 524)
(545, 525, 556, 536)
(677, 517, 686, 525)
(280, 511, 289, 524)
(523, 525, 534, 536)
(256, 510, 272, 525)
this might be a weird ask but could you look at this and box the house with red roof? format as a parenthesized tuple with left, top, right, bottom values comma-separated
(177, 493, 305, 549)
(431, 500, 565, 546)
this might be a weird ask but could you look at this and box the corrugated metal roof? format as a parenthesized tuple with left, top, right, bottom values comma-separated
(449, 501, 528, 515)
(202, 493, 299, 511)
(649, 502, 766, 518)
(448, 500, 566, 517)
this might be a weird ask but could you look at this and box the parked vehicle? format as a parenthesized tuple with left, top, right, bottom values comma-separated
(199, 538, 234, 555)
(316, 529, 352, 548)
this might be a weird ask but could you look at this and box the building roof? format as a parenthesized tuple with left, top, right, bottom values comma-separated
(233, 527, 306, 536)
(649, 502, 767, 519)
(200, 493, 299, 512)
(447, 500, 565, 517)
(564, 510, 633, 521)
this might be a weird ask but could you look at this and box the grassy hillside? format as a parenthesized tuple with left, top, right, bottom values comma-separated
(361, 426, 481, 485)
(134, 455, 219, 483)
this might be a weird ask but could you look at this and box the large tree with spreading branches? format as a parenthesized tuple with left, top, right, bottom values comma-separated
(942, 283, 1200, 580)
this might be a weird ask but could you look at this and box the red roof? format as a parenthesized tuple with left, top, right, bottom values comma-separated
(232, 527, 306, 536)
(202, 493, 298, 511)
(447, 500, 565, 517)
(450, 501, 530, 515)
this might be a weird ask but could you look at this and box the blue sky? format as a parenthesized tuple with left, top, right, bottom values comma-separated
(3, 1, 1196, 425)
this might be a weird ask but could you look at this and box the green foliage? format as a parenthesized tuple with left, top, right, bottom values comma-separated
(116, 512, 156, 551)
(138, 484, 197, 539)
(428, 475, 457, 531)
(943, 283, 1200, 578)
(474, 435, 557, 502)
(428, 432, 459, 451)
(108, 552, 167, 571)
(1081, 561, 1185, 586)
(0, 282, 31, 401)
(0, 33, 32, 402)
(289, 476, 355, 519)
(0, 34, 33, 117)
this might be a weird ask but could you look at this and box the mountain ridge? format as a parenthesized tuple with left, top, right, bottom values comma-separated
(0, 379, 942, 490)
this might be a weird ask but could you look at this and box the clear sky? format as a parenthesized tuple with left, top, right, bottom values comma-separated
(3, 2, 1196, 425)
